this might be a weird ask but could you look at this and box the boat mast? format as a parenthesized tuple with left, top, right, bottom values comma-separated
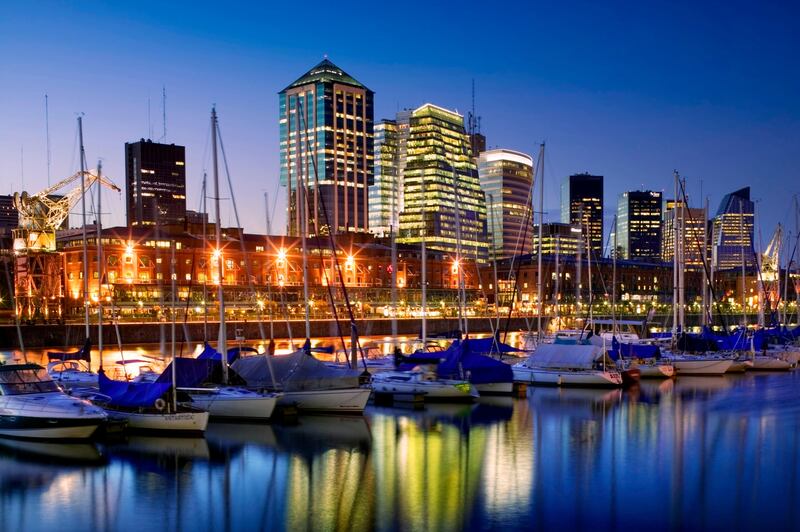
(452, 162, 465, 337)
(211, 107, 228, 383)
(672, 171, 679, 339)
(488, 193, 500, 334)
(702, 196, 709, 326)
(78, 116, 89, 340)
(612, 214, 617, 336)
(299, 146, 311, 345)
(554, 232, 560, 328)
(390, 184, 398, 352)
(201, 172, 208, 343)
(265, 192, 275, 349)
(421, 175, 427, 347)
(679, 178, 686, 330)
(536, 143, 545, 340)
(96, 161, 103, 365)
(740, 199, 746, 328)
(576, 205, 583, 327)
(587, 225, 593, 328)
(170, 240, 177, 412)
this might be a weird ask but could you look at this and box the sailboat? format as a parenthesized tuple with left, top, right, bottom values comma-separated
(169, 107, 282, 421)
(46, 338, 98, 388)
(92, 233, 208, 434)
(512, 342, 623, 387)
(231, 99, 369, 414)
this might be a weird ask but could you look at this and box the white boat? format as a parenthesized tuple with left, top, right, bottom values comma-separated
(108, 409, 209, 433)
(475, 382, 514, 394)
(512, 343, 623, 388)
(0, 364, 107, 440)
(666, 356, 733, 375)
(278, 388, 372, 413)
(371, 370, 479, 401)
(47, 359, 98, 388)
(233, 349, 371, 414)
(726, 358, 754, 373)
(633, 361, 675, 379)
(750, 355, 793, 371)
(182, 386, 280, 420)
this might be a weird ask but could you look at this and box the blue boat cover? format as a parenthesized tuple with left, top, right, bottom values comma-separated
(98, 370, 172, 408)
(609, 337, 661, 360)
(402, 339, 513, 385)
(465, 335, 525, 355)
(155, 358, 216, 387)
(196, 342, 256, 364)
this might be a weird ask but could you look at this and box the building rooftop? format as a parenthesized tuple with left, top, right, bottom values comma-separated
(282, 58, 369, 92)
(715, 186, 751, 217)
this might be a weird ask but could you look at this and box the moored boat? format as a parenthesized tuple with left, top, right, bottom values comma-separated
(371, 370, 479, 401)
(513, 343, 623, 388)
(0, 364, 107, 440)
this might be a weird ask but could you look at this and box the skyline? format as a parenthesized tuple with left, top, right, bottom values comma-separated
(1, 1, 798, 243)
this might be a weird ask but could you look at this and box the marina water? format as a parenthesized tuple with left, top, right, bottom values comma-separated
(0, 370, 798, 530)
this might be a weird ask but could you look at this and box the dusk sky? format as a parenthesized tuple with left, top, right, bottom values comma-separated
(2, 1, 798, 248)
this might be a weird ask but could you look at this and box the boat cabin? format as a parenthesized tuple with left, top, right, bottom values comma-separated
(0, 364, 60, 395)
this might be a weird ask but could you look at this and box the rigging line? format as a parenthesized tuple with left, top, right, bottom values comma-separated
(676, 178, 730, 331)
(216, 122, 268, 343)
(502, 146, 542, 342)
(296, 98, 368, 370)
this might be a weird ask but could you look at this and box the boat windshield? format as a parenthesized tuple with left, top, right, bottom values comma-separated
(0, 368, 61, 395)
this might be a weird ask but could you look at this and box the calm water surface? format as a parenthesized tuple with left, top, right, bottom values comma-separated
(1, 372, 799, 531)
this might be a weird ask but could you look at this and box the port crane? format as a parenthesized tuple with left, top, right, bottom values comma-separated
(11, 170, 120, 322)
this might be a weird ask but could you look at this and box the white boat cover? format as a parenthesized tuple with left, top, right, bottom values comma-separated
(529, 343, 603, 370)
(231, 349, 361, 391)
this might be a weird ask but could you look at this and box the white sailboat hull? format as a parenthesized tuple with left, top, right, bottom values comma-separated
(670, 358, 733, 375)
(635, 363, 675, 379)
(108, 410, 209, 433)
(726, 359, 753, 373)
(475, 382, 514, 395)
(278, 388, 371, 413)
(0, 423, 101, 440)
(512, 365, 623, 387)
(371, 374, 479, 400)
(185, 389, 279, 420)
(750, 356, 793, 371)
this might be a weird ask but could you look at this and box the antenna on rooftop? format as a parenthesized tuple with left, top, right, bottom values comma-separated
(161, 85, 167, 142)
(45, 94, 51, 187)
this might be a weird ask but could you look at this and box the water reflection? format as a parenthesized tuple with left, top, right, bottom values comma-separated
(0, 373, 799, 530)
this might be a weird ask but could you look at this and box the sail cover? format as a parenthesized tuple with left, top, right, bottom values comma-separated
(231, 349, 361, 391)
(98, 370, 172, 408)
(47, 338, 91, 363)
(438, 339, 514, 384)
(528, 343, 602, 370)
(197, 342, 257, 364)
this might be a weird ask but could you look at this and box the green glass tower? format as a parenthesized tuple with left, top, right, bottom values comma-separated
(398, 104, 488, 261)
(279, 59, 374, 236)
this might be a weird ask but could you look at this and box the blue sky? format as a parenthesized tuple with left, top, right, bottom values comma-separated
(1, 0, 798, 247)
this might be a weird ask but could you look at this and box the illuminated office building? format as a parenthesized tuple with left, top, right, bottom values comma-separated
(398, 103, 488, 261)
(279, 59, 374, 236)
(711, 187, 754, 270)
(125, 140, 187, 226)
(617, 190, 662, 261)
(561, 173, 603, 257)
(662, 203, 706, 269)
(478, 149, 534, 259)
(369, 110, 411, 237)
(532, 222, 582, 256)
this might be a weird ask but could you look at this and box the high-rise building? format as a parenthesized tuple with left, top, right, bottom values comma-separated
(617, 190, 663, 261)
(532, 222, 582, 256)
(561, 173, 603, 257)
(279, 58, 374, 236)
(478, 149, 534, 259)
(125, 140, 187, 227)
(662, 202, 707, 269)
(711, 187, 755, 270)
(368, 110, 412, 237)
(398, 103, 488, 261)
(0, 194, 18, 231)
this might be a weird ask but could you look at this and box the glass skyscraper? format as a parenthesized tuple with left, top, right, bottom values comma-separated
(279, 59, 374, 236)
(478, 149, 534, 259)
(662, 201, 706, 269)
(368, 110, 411, 237)
(712, 187, 754, 270)
(617, 190, 663, 261)
(398, 104, 488, 261)
(561, 173, 604, 258)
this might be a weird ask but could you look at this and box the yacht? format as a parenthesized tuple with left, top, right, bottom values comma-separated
(0, 364, 107, 440)
(47, 359, 98, 388)
(512, 343, 623, 387)
(371, 369, 479, 401)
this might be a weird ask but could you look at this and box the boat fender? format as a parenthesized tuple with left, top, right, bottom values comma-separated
(154, 398, 167, 411)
